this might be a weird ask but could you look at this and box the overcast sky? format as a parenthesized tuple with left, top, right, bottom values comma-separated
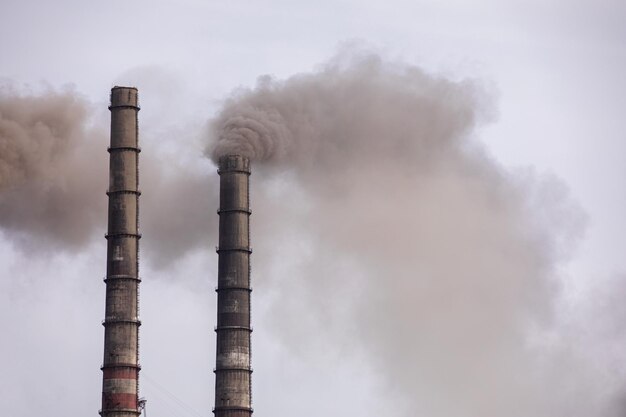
(1, 1, 625, 417)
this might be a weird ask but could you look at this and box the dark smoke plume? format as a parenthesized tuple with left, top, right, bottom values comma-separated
(210, 53, 483, 169)
(207, 50, 624, 416)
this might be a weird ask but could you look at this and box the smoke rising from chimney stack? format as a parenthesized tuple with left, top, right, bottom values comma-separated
(208, 51, 485, 169)
(0, 49, 623, 416)
(207, 50, 622, 416)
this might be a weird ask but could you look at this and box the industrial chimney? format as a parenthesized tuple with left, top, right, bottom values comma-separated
(100, 87, 142, 417)
(214, 154, 253, 417)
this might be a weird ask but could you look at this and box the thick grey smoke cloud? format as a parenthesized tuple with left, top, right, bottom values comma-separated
(0, 87, 107, 248)
(208, 51, 624, 416)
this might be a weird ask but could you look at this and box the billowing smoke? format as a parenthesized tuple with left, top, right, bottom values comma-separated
(208, 51, 624, 416)
(210, 53, 482, 170)
(0, 87, 107, 249)
(1, 51, 623, 417)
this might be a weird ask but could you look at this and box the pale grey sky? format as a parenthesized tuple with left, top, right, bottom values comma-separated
(1, 1, 625, 417)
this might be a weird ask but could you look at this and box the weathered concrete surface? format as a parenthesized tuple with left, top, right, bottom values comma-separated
(101, 87, 141, 417)
(214, 155, 253, 417)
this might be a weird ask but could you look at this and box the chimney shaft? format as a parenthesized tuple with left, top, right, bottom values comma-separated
(214, 154, 253, 417)
(100, 87, 141, 417)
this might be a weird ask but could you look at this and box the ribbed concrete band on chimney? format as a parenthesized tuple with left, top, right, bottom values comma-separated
(214, 154, 253, 417)
(100, 87, 141, 417)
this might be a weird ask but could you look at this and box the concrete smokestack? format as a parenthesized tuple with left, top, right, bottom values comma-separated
(214, 154, 253, 417)
(100, 87, 142, 417)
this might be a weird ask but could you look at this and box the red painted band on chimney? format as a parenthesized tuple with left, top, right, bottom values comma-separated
(103, 368, 138, 379)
